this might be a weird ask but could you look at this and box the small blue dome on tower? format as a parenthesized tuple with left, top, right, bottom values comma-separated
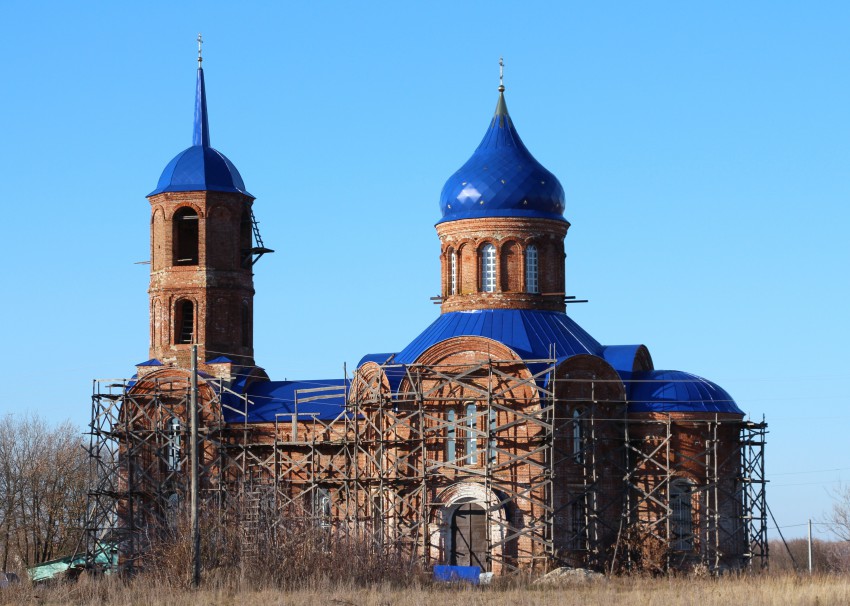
(149, 66, 251, 197)
(438, 85, 565, 224)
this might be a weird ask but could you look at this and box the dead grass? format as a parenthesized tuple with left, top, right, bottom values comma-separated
(2, 573, 849, 606)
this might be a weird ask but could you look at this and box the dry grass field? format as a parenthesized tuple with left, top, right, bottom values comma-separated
(2, 573, 849, 606)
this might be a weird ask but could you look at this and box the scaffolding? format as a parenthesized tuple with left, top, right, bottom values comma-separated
(82, 374, 249, 574)
(83, 361, 767, 574)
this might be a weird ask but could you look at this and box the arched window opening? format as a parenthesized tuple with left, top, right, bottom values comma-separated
(446, 409, 457, 464)
(526, 244, 539, 293)
(173, 208, 199, 266)
(450, 250, 457, 295)
(175, 300, 194, 344)
(465, 403, 478, 465)
(241, 300, 251, 347)
(570, 500, 586, 549)
(481, 244, 496, 292)
(670, 479, 695, 551)
(572, 409, 583, 463)
(167, 417, 182, 472)
(314, 488, 332, 529)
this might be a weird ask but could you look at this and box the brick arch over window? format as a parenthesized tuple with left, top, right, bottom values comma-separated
(173, 207, 199, 266)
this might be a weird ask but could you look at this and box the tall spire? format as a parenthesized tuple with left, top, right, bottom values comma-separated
(193, 34, 210, 148)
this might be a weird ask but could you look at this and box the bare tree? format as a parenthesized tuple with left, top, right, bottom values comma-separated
(0, 414, 88, 570)
(826, 483, 850, 542)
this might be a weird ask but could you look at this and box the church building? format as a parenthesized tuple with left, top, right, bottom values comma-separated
(87, 51, 768, 575)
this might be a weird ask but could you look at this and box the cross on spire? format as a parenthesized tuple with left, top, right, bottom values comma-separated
(498, 56, 505, 92)
(197, 33, 203, 68)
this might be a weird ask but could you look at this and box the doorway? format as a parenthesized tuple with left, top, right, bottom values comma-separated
(450, 503, 488, 569)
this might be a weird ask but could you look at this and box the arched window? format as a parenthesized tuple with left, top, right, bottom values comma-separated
(175, 300, 194, 344)
(526, 244, 539, 293)
(446, 409, 456, 463)
(670, 479, 694, 551)
(572, 409, 583, 463)
(314, 488, 332, 528)
(173, 207, 199, 266)
(167, 417, 182, 472)
(465, 403, 477, 465)
(481, 244, 496, 292)
(450, 250, 457, 295)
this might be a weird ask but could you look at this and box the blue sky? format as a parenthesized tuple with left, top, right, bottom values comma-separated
(1, 1, 848, 540)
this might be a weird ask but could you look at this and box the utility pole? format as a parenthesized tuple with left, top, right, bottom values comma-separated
(190, 344, 201, 587)
(807, 518, 813, 575)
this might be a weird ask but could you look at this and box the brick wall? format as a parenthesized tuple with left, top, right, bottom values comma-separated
(436, 217, 569, 313)
(147, 190, 256, 367)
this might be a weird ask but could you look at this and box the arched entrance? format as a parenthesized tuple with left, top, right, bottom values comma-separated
(450, 503, 487, 568)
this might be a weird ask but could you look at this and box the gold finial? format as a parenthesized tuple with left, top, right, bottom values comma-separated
(498, 56, 505, 92)
(197, 33, 203, 68)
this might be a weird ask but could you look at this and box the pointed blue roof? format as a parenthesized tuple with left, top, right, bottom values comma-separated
(438, 89, 565, 224)
(149, 67, 251, 197)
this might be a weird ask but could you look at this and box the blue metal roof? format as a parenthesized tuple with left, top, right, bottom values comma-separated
(356, 352, 397, 367)
(628, 370, 743, 415)
(149, 67, 251, 197)
(601, 345, 652, 394)
(438, 90, 566, 224)
(222, 379, 350, 423)
(393, 309, 602, 364)
(206, 356, 233, 364)
(135, 358, 163, 367)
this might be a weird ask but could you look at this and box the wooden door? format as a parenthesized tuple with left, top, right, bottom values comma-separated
(451, 503, 487, 570)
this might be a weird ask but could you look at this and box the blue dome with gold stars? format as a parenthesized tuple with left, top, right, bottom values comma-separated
(438, 88, 565, 224)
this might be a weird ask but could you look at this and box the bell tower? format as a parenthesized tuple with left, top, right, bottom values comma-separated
(146, 40, 271, 369)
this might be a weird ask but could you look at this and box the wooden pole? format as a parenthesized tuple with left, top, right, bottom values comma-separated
(808, 518, 813, 575)
(190, 345, 201, 587)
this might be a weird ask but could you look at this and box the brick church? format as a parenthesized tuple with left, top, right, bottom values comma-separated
(97, 53, 767, 575)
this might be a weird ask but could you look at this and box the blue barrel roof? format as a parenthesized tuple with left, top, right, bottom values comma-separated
(438, 90, 566, 224)
(628, 370, 743, 415)
(149, 67, 251, 197)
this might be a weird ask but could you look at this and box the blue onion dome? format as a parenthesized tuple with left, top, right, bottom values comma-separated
(629, 370, 744, 415)
(438, 88, 565, 224)
(149, 67, 251, 197)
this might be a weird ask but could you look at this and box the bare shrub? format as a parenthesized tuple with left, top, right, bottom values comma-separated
(138, 499, 421, 590)
(613, 524, 669, 575)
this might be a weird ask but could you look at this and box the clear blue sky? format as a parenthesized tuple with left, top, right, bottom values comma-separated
(1, 1, 848, 541)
